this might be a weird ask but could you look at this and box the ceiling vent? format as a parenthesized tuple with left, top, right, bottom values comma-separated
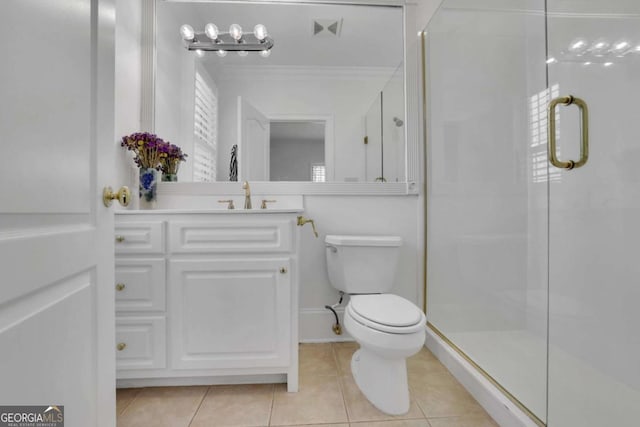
(312, 18, 343, 38)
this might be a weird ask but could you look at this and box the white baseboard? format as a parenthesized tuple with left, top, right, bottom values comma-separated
(425, 327, 541, 427)
(117, 374, 286, 389)
(299, 307, 353, 342)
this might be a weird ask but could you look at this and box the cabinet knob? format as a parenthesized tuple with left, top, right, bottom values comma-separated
(280, 267, 287, 274)
(115, 283, 126, 291)
(115, 235, 125, 243)
(117, 342, 127, 351)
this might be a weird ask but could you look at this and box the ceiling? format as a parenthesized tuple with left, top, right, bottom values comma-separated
(158, 1, 404, 67)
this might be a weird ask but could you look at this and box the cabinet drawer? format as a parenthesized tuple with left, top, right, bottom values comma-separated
(169, 219, 294, 254)
(115, 259, 166, 312)
(114, 221, 164, 254)
(116, 316, 166, 370)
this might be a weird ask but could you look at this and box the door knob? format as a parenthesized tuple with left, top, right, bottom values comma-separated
(117, 343, 127, 351)
(103, 186, 131, 207)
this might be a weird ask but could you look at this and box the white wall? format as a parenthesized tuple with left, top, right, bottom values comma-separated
(381, 65, 405, 183)
(155, 5, 201, 182)
(414, 0, 445, 33)
(115, 0, 143, 208)
(270, 138, 324, 181)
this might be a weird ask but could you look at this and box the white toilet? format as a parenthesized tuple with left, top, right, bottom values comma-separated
(325, 235, 426, 415)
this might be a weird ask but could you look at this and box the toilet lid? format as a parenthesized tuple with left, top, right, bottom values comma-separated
(350, 294, 424, 328)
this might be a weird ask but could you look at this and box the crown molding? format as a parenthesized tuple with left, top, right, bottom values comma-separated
(212, 64, 398, 81)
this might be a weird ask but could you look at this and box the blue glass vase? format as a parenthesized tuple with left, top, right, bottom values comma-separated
(139, 167, 158, 209)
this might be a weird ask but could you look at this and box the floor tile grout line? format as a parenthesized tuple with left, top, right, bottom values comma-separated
(117, 387, 143, 417)
(186, 386, 210, 427)
(267, 383, 276, 426)
(332, 342, 353, 423)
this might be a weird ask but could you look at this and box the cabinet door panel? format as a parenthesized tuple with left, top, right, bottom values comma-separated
(169, 258, 291, 370)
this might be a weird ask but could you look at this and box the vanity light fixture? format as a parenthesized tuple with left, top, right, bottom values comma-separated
(179, 22, 273, 57)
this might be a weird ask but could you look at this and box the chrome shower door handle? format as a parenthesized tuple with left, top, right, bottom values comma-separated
(548, 95, 589, 170)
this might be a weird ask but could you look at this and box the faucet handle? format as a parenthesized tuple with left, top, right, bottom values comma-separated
(261, 199, 276, 209)
(218, 199, 235, 210)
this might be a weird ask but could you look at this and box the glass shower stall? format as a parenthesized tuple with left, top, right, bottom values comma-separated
(424, 0, 640, 425)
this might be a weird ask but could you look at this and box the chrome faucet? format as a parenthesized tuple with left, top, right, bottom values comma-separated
(242, 181, 252, 209)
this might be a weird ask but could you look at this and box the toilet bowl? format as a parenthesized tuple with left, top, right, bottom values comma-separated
(325, 235, 426, 415)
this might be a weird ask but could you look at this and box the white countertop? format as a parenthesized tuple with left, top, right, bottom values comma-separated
(116, 208, 304, 215)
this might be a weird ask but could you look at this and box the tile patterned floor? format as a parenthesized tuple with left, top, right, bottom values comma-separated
(116, 343, 498, 427)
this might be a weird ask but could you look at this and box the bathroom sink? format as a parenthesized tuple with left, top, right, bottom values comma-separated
(125, 194, 304, 213)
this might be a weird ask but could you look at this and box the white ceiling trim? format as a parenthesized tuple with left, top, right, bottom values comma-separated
(214, 64, 398, 80)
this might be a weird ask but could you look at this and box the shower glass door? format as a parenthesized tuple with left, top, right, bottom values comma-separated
(425, 0, 549, 423)
(546, 1, 640, 425)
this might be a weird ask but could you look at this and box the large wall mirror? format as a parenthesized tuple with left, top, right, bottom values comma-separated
(151, 0, 407, 185)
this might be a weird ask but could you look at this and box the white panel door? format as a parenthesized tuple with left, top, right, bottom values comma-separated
(0, 1, 116, 426)
(238, 96, 270, 181)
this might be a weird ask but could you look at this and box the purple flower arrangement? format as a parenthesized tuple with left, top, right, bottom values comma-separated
(120, 132, 187, 173)
(159, 143, 187, 175)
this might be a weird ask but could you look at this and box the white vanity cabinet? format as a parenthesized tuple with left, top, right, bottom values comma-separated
(114, 211, 300, 392)
(114, 221, 167, 371)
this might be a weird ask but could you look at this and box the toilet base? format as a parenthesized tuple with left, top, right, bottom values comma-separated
(351, 348, 410, 415)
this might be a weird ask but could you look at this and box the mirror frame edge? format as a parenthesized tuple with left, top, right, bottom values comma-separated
(142, 0, 419, 196)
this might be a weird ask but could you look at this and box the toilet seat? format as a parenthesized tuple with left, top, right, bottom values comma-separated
(348, 294, 425, 334)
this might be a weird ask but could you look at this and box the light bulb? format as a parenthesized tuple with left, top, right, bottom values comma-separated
(216, 50, 227, 57)
(590, 40, 609, 56)
(254, 24, 268, 41)
(180, 24, 195, 41)
(229, 24, 243, 41)
(260, 49, 271, 58)
(205, 23, 219, 40)
(604, 62, 613, 67)
(568, 39, 587, 53)
(237, 50, 248, 57)
(195, 49, 204, 58)
(546, 57, 557, 64)
(613, 40, 630, 52)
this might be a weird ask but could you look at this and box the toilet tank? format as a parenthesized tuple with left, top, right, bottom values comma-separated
(325, 235, 402, 294)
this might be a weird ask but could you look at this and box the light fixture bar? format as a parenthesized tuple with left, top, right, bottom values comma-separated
(180, 24, 274, 54)
(186, 33, 273, 52)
